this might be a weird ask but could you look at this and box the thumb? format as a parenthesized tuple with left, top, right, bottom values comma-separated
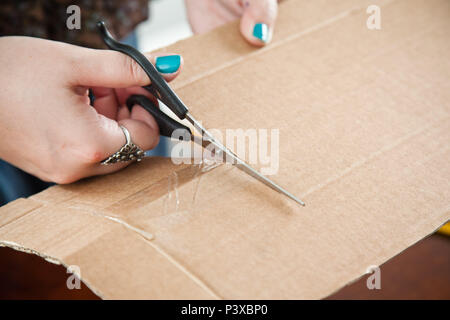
(240, 0, 278, 46)
(73, 47, 183, 88)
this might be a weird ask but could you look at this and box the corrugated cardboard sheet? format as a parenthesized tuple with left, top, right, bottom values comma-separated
(0, 0, 449, 299)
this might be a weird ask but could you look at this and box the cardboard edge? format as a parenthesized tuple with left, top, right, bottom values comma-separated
(323, 219, 450, 299)
(1, 219, 448, 300)
(0, 240, 104, 299)
(0, 201, 223, 299)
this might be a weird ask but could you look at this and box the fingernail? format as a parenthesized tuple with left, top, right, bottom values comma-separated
(155, 55, 181, 74)
(253, 23, 269, 43)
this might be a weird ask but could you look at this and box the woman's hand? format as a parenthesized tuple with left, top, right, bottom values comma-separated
(185, 0, 278, 46)
(0, 36, 183, 184)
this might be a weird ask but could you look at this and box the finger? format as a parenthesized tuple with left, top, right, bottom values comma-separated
(240, 0, 278, 46)
(73, 47, 184, 88)
(117, 104, 131, 121)
(91, 87, 119, 120)
(114, 86, 158, 106)
(91, 85, 160, 120)
(87, 112, 160, 177)
(185, 0, 240, 34)
(153, 53, 184, 81)
(127, 104, 160, 137)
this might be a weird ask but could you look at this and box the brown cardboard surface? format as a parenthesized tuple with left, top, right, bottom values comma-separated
(0, 0, 449, 299)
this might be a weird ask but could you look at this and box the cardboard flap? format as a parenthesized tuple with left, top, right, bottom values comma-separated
(0, 0, 449, 299)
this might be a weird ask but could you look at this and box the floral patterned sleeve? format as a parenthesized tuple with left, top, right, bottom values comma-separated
(0, 0, 150, 48)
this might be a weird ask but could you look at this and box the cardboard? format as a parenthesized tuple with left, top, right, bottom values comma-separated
(0, 0, 449, 299)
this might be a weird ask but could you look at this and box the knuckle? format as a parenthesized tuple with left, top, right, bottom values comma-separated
(80, 143, 105, 164)
(64, 49, 84, 80)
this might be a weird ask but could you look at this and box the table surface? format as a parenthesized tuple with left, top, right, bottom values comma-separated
(0, 233, 448, 299)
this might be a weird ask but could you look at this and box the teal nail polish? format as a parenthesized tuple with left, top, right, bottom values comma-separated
(155, 55, 181, 74)
(253, 23, 269, 42)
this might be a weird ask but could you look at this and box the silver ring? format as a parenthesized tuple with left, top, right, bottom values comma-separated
(101, 125, 145, 165)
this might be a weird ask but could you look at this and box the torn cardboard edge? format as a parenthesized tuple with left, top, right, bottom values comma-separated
(0, 0, 449, 299)
(321, 222, 450, 298)
(1, 220, 449, 300)
(0, 196, 223, 299)
(0, 240, 105, 299)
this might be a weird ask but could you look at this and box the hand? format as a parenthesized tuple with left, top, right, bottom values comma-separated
(185, 0, 278, 46)
(0, 36, 183, 184)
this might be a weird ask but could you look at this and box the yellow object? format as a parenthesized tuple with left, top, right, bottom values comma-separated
(438, 222, 450, 236)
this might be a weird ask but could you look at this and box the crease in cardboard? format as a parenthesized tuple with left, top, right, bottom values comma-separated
(110, 160, 223, 220)
(0, 201, 43, 230)
(86, 196, 224, 299)
(109, 162, 205, 212)
(66, 159, 225, 241)
(141, 237, 222, 300)
(12, 198, 221, 298)
(66, 202, 155, 241)
(302, 117, 449, 198)
(101, 215, 155, 241)
(76, 160, 226, 299)
(174, 0, 394, 91)
(1, 200, 222, 300)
